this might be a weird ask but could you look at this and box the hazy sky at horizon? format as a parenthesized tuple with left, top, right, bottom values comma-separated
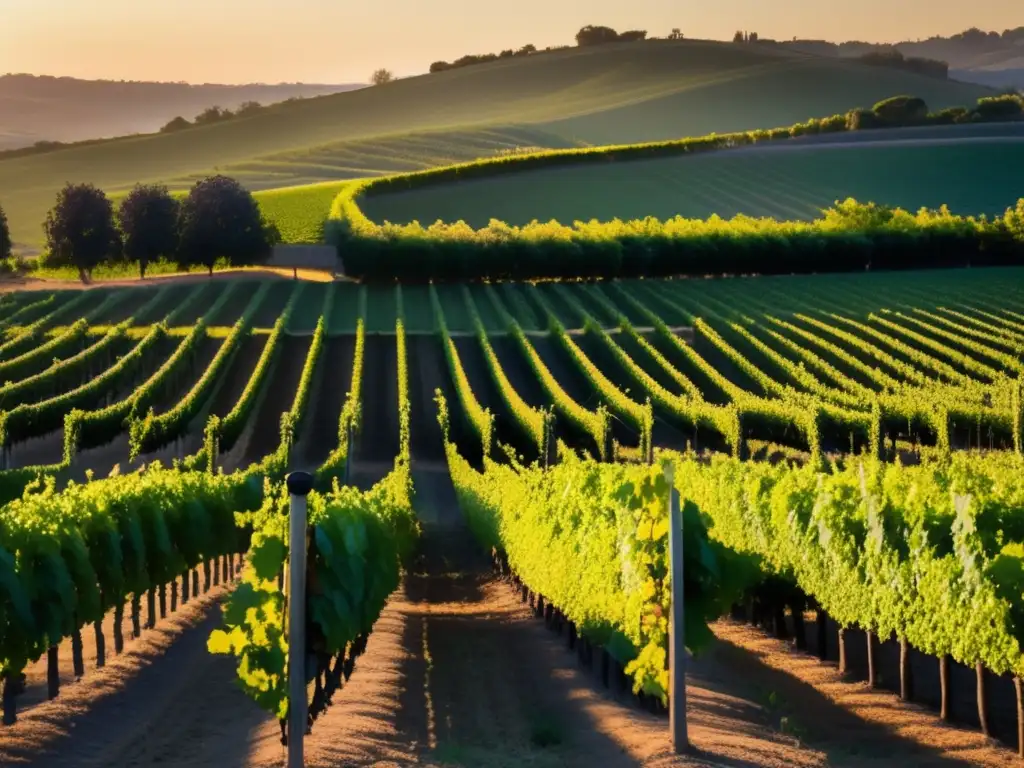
(3, 0, 1021, 84)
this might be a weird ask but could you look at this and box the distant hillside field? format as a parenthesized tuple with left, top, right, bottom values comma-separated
(360, 123, 1024, 227)
(0, 40, 993, 251)
(0, 75, 363, 151)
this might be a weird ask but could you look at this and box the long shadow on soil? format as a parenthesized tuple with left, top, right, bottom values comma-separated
(354, 335, 399, 465)
(702, 630, 983, 767)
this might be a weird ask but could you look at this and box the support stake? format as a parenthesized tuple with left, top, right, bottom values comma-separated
(286, 471, 314, 768)
(665, 462, 688, 754)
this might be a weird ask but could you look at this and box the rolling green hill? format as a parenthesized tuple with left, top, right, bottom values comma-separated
(0, 39, 993, 251)
(361, 124, 1024, 227)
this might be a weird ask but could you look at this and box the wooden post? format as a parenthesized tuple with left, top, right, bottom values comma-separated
(939, 654, 951, 721)
(665, 463, 688, 754)
(285, 471, 314, 768)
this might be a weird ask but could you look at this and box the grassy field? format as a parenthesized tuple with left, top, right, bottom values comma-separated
(0, 39, 992, 251)
(361, 124, 1024, 226)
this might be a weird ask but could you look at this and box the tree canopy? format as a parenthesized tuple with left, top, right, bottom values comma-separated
(177, 175, 279, 275)
(43, 183, 120, 281)
(118, 184, 180, 279)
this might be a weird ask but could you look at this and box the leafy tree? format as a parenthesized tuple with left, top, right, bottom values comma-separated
(618, 30, 648, 42)
(160, 116, 192, 133)
(236, 101, 264, 117)
(43, 183, 120, 282)
(118, 184, 180, 279)
(733, 31, 745, 43)
(576, 25, 620, 47)
(749, 32, 758, 43)
(194, 106, 232, 126)
(668, 28, 683, 40)
(0, 202, 11, 261)
(371, 68, 394, 85)
(517, 44, 537, 55)
(177, 175, 279, 276)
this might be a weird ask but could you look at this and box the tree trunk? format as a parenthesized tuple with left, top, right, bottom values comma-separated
(817, 610, 828, 661)
(131, 594, 142, 638)
(170, 580, 178, 613)
(94, 620, 105, 669)
(213, 558, 220, 587)
(899, 637, 913, 701)
(193, 569, 200, 596)
(838, 627, 848, 676)
(791, 601, 807, 651)
(773, 602, 789, 640)
(2, 673, 16, 725)
(71, 629, 85, 678)
(146, 589, 157, 629)
(159, 583, 167, 619)
(47, 646, 59, 699)
(866, 630, 876, 688)
(228, 554, 235, 581)
(114, 603, 125, 654)
(1014, 676, 1023, 759)
(976, 661, 990, 737)
(181, 569, 190, 604)
(939, 654, 951, 722)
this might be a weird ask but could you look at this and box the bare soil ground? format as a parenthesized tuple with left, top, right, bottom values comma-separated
(2, 468, 1014, 767)
(0, 268, 336, 295)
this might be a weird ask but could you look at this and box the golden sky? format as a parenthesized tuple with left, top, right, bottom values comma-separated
(2, 0, 1020, 84)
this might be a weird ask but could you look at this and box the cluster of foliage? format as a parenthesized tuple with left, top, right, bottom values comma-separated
(575, 25, 648, 46)
(445, 426, 756, 702)
(429, 44, 539, 73)
(208, 465, 418, 720)
(675, 450, 1024, 680)
(315, 291, 366, 490)
(428, 24, 655, 73)
(40, 177, 280, 281)
(160, 101, 266, 133)
(0, 466, 263, 717)
(857, 50, 949, 79)
(326, 93, 1024, 282)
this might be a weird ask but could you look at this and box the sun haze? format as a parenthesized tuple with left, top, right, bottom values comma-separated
(2, 0, 1021, 83)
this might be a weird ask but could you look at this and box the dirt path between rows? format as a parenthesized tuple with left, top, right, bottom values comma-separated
(1, 469, 1016, 767)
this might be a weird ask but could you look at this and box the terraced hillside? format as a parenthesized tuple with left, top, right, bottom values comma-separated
(1, 267, 1020, 506)
(0, 39, 993, 250)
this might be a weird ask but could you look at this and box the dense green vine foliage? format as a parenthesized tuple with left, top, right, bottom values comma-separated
(673, 450, 1024, 677)
(252, 285, 331, 477)
(315, 305, 366, 489)
(487, 286, 610, 459)
(462, 285, 548, 455)
(0, 324, 166, 450)
(445, 418, 755, 701)
(128, 283, 272, 460)
(430, 284, 494, 461)
(0, 466, 263, 710)
(216, 283, 304, 456)
(208, 464, 418, 720)
(0, 292, 98, 360)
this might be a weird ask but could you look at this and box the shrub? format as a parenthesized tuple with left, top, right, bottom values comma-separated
(974, 94, 1024, 121)
(872, 95, 929, 125)
(846, 108, 881, 130)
